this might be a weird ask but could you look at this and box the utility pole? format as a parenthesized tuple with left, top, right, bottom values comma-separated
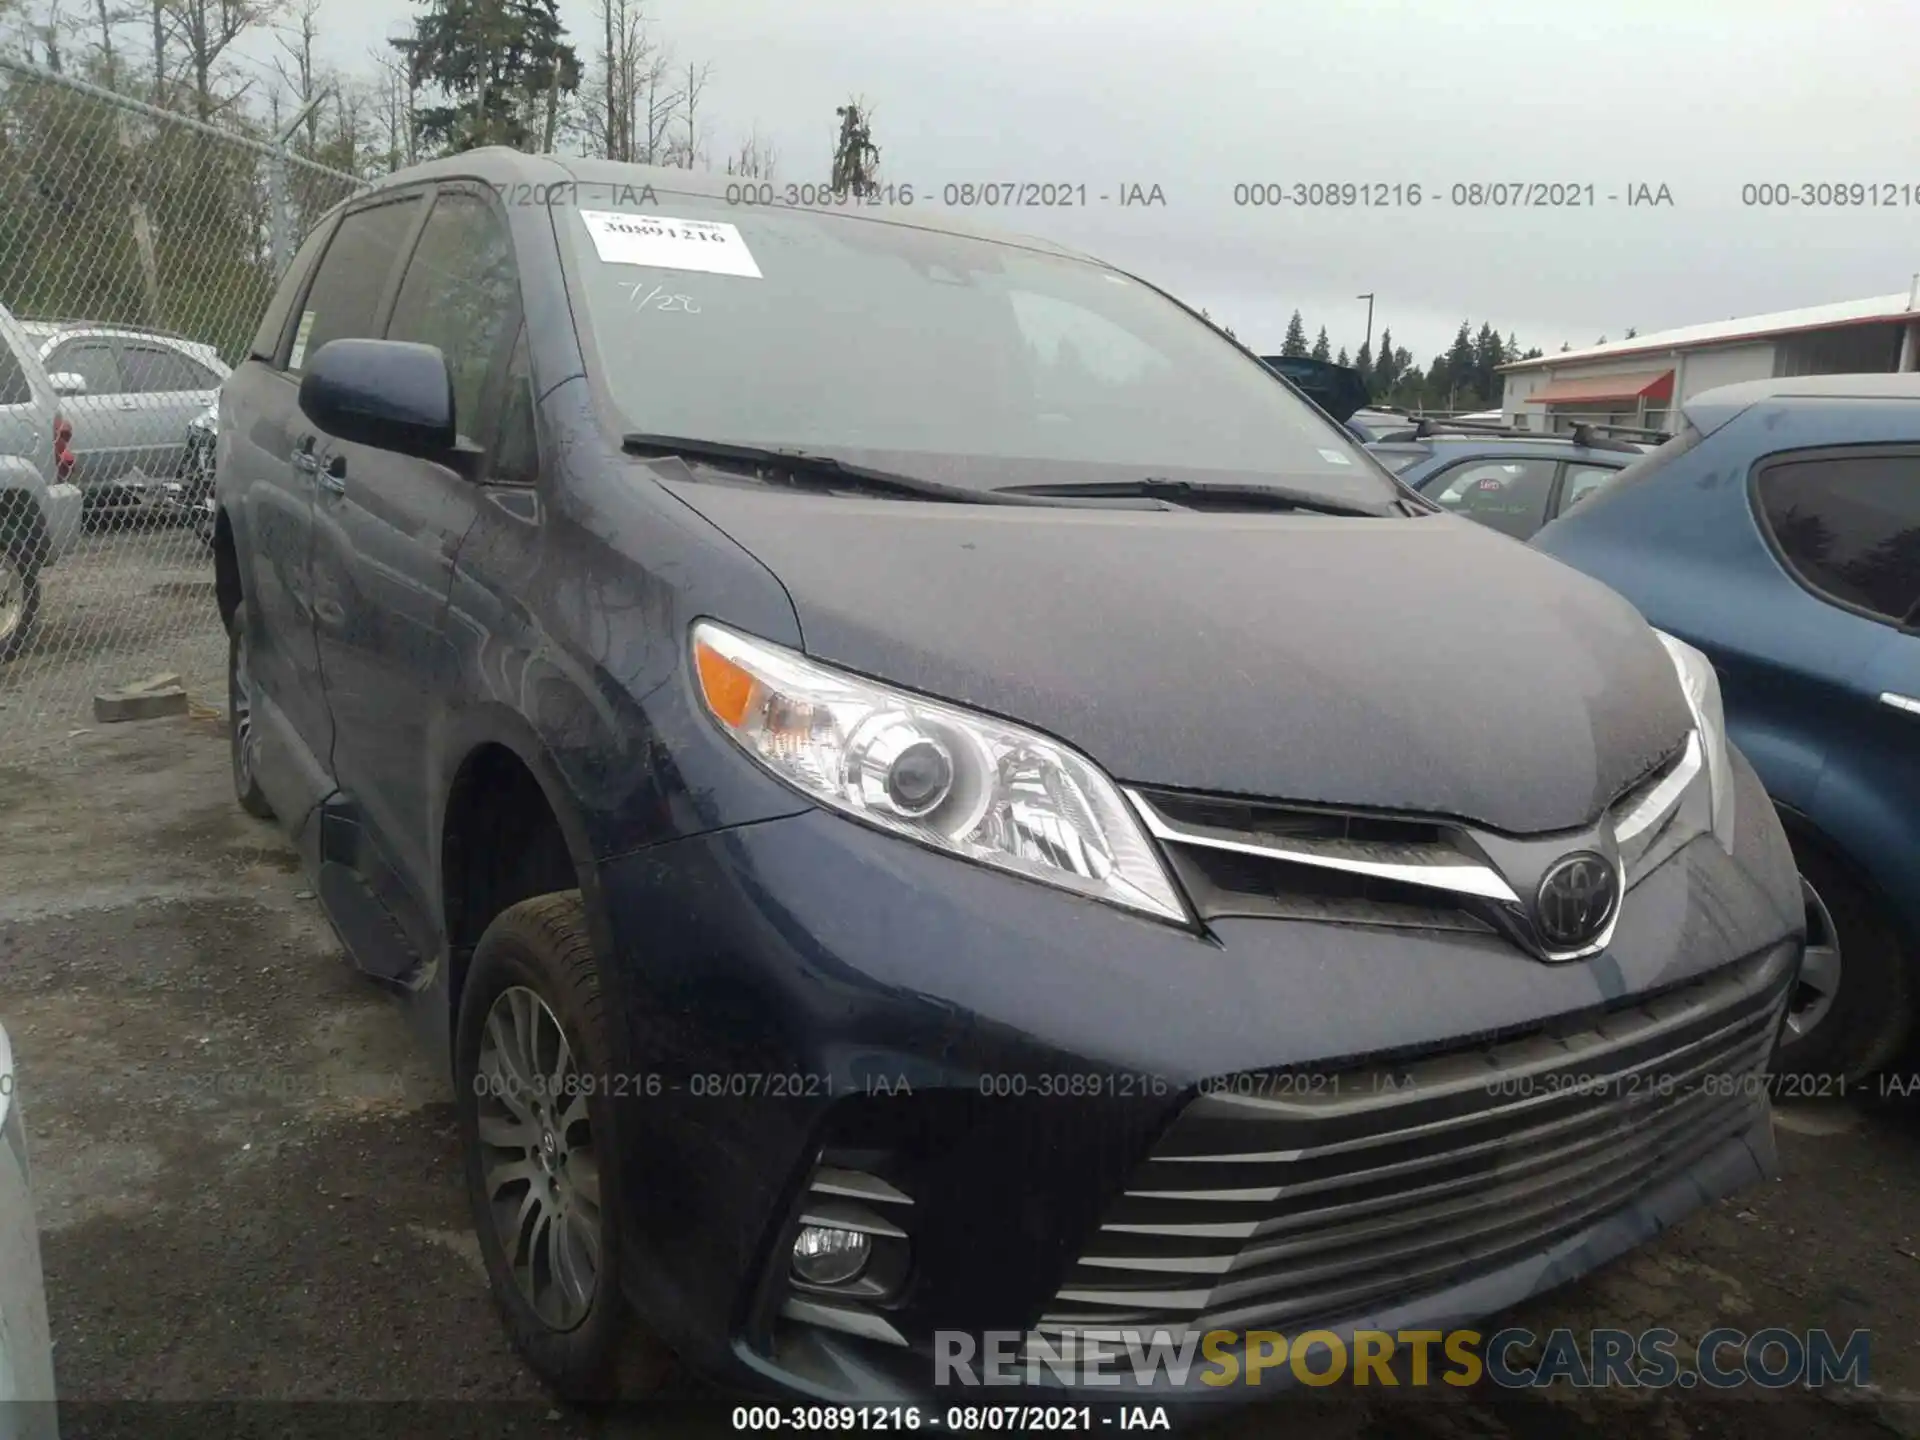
(1357, 292, 1375, 360)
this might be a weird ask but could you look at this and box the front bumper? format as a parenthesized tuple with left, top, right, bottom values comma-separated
(589, 752, 1801, 1403)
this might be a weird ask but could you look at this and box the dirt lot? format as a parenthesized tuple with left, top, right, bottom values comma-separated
(2, 674, 1919, 1436)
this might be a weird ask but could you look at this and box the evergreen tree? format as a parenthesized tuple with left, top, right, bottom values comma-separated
(1371, 326, 1396, 391)
(1471, 322, 1504, 406)
(1353, 339, 1371, 376)
(1280, 310, 1308, 357)
(1310, 326, 1330, 362)
(396, 0, 581, 154)
(1335, 345, 1350, 367)
(1444, 321, 1474, 405)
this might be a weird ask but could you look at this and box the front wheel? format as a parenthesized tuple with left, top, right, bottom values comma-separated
(455, 892, 670, 1400)
(1772, 835, 1912, 1084)
(227, 602, 273, 818)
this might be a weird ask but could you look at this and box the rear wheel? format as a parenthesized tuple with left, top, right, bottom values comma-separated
(0, 531, 42, 664)
(455, 892, 671, 1400)
(227, 602, 273, 818)
(1773, 834, 1911, 1084)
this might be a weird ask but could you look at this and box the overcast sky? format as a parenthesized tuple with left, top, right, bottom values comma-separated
(228, 0, 1920, 362)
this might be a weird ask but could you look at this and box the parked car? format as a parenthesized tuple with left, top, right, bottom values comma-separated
(212, 152, 1805, 1404)
(180, 401, 216, 500)
(0, 1022, 60, 1440)
(17, 321, 227, 506)
(1535, 373, 1920, 1083)
(1369, 423, 1653, 540)
(0, 305, 85, 662)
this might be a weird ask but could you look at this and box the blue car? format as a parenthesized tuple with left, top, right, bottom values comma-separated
(1370, 425, 1652, 540)
(1534, 373, 1920, 1082)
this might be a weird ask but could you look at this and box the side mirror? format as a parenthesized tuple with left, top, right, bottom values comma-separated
(297, 338, 459, 463)
(47, 372, 86, 397)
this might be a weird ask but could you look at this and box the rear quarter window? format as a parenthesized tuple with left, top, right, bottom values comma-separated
(1754, 447, 1920, 625)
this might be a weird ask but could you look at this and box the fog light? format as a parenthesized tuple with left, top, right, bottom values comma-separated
(791, 1225, 871, 1286)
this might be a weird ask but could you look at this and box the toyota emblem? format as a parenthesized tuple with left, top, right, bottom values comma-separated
(1535, 852, 1619, 951)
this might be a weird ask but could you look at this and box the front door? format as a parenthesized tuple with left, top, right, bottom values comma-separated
(306, 181, 523, 978)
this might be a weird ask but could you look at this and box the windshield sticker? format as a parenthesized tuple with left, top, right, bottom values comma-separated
(288, 309, 315, 369)
(579, 210, 762, 278)
(621, 280, 701, 313)
(1317, 448, 1352, 465)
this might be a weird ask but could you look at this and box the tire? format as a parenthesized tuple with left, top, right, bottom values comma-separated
(1772, 832, 1913, 1084)
(227, 601, 274, 819)
(0, 539, 41, 664)
(455, 892, 670, 1401)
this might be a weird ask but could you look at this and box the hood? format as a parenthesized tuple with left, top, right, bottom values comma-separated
(670, 484, 1693, 834)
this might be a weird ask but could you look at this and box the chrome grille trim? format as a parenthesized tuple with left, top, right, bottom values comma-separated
(1038, 947, 1793, 1339)
(1126, 731, 1701, 949)
(1126, 789, 1521, 904)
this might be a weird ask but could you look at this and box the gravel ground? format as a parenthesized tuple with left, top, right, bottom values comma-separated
(1, 678, 1917, 1436)
(0, 516, 225, 762)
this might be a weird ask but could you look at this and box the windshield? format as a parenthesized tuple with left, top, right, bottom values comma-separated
(560, 192, 1397, 507)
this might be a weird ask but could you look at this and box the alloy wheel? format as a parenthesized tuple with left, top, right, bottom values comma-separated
(1786, 877, 1842, 1041)
(475, 985, 603, 1331)
(231, 627, 257, 792)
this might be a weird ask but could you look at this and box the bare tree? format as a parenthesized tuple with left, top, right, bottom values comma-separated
(271, 0, 323, 156)
(724, 124, 777, 180)
(165, 0, 276, 120)
(663, 57, 710, 167)
(367, 41, 418, 168)
(830, 98, 880, 195)
(571, 0, 677, 163)
(88, 0, 132, 85)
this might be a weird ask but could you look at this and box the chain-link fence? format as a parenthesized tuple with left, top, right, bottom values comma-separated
(0, 56, 367, 760)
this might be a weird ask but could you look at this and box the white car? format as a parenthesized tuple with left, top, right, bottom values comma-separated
(0, 1023, 57, 1439)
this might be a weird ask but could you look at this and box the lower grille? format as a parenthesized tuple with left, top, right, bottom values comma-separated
(1035, 947, 1791, 1340)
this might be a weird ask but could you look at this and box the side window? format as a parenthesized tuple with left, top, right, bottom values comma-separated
(385, 189, 521, 443)
(47, 340, 123, 395)
(1557, 463, 1623, 516)
(1427, 457, 1559, 538)
(489, 325, 540, 485)
(1756, 451, 1920, 625)
(251, 216, 337, 361)
(121, 344, 207, 394)
(287, 196, 424, 373)
(0, 344, 30, 406)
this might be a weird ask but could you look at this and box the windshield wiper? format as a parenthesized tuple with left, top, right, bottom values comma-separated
(992, 476, 1393, 516)
(622, 433, 1053, 507)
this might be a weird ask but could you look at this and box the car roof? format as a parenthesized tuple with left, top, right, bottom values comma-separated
(356, 148, 1103, 264)
(25, 321, 222, 355)
(1683, 370, 1920, 436)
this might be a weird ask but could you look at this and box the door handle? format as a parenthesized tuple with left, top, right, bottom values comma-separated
(116, 398, 138, 411)
(1881, 692, 1920, 717)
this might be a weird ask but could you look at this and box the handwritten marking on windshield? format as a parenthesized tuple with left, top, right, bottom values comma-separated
(623, 281, 701, 313)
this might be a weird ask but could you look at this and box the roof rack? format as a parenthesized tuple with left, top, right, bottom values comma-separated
(1389, 416, 1666, 452)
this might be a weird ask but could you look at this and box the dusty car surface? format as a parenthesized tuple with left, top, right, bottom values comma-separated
(209, 151, 1808, 1404)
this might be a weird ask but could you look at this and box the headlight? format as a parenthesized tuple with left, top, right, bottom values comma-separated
(1652, 629, 1736, 851)
(690, 621, 1188, 922)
